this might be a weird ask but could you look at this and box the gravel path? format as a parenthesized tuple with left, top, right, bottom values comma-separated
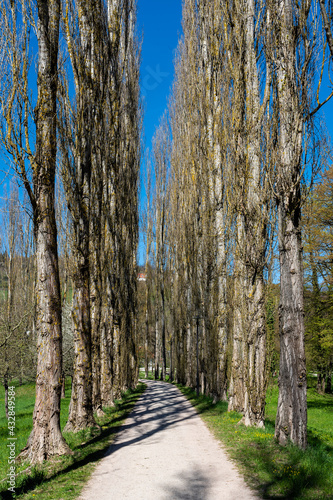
(78, 380, 259, 499)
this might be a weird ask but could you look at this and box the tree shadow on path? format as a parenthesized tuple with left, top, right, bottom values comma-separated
(159, 466, 212, 500)
(104, 380, 197, 456)
(6, 381, 199, 499)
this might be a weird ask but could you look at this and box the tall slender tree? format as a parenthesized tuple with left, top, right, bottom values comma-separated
(273, 0, 318, 449)
(0, 0, 71, 462)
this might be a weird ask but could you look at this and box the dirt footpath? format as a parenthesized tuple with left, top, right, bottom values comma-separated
(78, 380, 259, 499)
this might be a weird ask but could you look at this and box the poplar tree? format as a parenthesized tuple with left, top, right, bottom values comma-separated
(61, 0, 105, 432)
(0, 0, 71, 462)
(226, 0, 272, 427)
(273, 0, 314, 449)
(152, 117, 170, 381)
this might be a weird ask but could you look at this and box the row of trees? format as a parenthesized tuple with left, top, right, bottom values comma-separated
(303, 164, 333, 393)
(0, 0, 141, 463)
(0, 0, 332, 468)
(142, 0, 333, 450)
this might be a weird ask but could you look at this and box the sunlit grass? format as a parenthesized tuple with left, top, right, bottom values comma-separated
(176, 380, 333, 500)
(139, 368, 155, 380)
(3, 374, 331, 499)
(0, 380, 146, 499)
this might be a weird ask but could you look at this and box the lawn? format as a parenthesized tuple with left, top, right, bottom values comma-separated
(0, 379, 146, 499)
(1, 374, 332, 499)
(176, 377, 333, 500)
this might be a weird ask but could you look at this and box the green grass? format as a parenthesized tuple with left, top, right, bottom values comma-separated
(139, 368, 174, 382)
(139, 369, 154, 380)
(175, 380, 333, 500)
(2, 374, 332, 499)
(0, 379, 146, 499)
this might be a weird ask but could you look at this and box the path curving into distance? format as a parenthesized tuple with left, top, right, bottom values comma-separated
(79, 380, 259, 500)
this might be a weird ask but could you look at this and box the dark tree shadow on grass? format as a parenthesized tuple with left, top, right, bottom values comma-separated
(0, 385, 146, 499)
(176, 384, 333, 500)
(1, 382, 198, 499)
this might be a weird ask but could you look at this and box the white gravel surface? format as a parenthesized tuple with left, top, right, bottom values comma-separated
(78, 380, 259, 499)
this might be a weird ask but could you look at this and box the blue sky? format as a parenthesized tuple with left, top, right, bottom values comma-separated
(137, 0, 183, 150)
(136, 0, 183, 264)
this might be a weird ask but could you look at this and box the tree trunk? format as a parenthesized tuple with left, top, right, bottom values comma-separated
(4, 377, 9, 419)
(242, 0, 267, 427)
(100, 310, 114, 407)
(228, 215, 247, 414)
(145, 280, 150, 378)
(100, 268, 115, 407)
(90, 224, 104, 416)
(274, 0, 307, 450)
(326, 364, 332, 393)
(64, 0, 99, 432)
(186, 284, 193, 387)
(112, 320, 122, 400)
(317, 372, 325, 394)
(20, 0, 71, 463)
(64, 99, 95, 431)
(155, 303, 160, 380)
(216, 184, 228, 402)
(64, 257, 96, 431)
(276, 203, 307, 448)
(61, 373, 66, 399)
(228, 0, 268, 428)
(161, 279, 167, 381)
(170, 337, 174, 382)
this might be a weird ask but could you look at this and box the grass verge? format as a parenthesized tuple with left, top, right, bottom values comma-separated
(175, 381, 333, 500)
(138, 369, 154, 380)
(0, 380, 146, 499)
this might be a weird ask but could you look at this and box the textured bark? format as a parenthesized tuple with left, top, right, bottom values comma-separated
(112, 321, 122, 400)
(226, 0, 248, 416)
(215, 171, 228, 401)
(21, 0, 71, 462)
(64, 255, 95, 431)
(144, 210, 151, 379)
(185, 284, 194, 387)
(276, 203, 307, 447)
(144, 295, 149, 378)
(90, 190, 103, 416)
(274, 0, 307, 449)
(242, 0, 267, 427)
(169, 337, 174, 382)
(154, 308, 160, 380)
(100, 300, 114, 407)
(160, 277, 167, 380)
(228, 215, 247, 414)
(319, 0, 333, 60)
(227, 0, 268, 427)
(64, 0, 98, 432)
(207, 9, 228, 399)
(4, 378, 8, 419)
(112, 0, 139, 393)
(91, 285, 103, 416)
